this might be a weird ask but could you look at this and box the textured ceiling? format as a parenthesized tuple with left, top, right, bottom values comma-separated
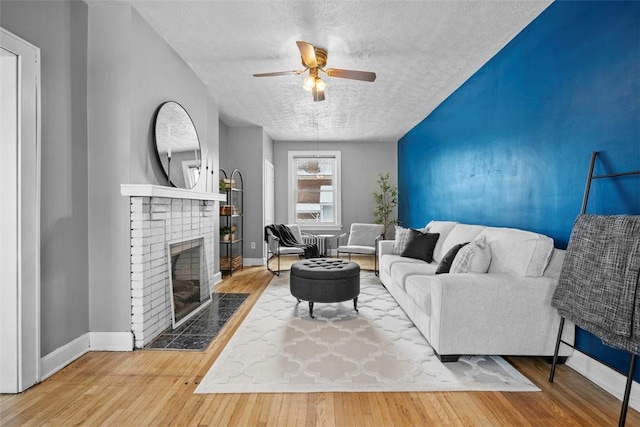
(112, 0, 551, 142)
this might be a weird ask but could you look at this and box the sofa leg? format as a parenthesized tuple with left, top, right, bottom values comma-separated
(435, 352, 460, 363)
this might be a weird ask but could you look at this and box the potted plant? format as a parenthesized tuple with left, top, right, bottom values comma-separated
(373, 172, 398, 238)
(221, 226, 231, 241)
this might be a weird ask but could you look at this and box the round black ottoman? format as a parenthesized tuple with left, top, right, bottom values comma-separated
(290, 258, 360, 318)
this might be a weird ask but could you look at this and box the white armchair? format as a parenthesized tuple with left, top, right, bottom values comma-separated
(336, 223, 385, 275)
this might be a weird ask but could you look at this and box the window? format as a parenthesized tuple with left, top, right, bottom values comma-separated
(288, 151, 341, 229)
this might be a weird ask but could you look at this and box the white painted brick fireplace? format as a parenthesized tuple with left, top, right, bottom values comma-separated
(121, 185, 225, 348)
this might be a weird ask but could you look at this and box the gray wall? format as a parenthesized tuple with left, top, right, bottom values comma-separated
(222, 126, 272, 263)
(207, 98, 221, 276)
(273, 140, 398, 242)
(2, 0, 221, 354)
(2, 0, 90, 356)
(216, 119, 229, 274)
(86, 2, 133, 335)
(219, 125, 275, 262)
(87, 3, 220, 332)
(219, 120, 229, 175)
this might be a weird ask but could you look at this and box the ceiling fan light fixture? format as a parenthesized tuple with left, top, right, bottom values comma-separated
(312, 85, 325, 102)
(303, 75, 316, 91)
(254, 41, 375, 101)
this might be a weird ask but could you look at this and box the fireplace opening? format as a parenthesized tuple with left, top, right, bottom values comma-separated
(168, 236, 211, 328)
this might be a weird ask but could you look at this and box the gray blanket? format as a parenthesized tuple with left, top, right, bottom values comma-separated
(551, 214, 640, 354)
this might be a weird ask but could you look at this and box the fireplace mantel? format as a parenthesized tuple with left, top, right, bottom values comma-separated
(121, 184, 226, 202)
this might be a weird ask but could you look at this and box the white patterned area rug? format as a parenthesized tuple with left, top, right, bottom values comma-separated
(195, 272, 539, 394)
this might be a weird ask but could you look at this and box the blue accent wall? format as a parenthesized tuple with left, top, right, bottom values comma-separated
(398, 1, 640, 379)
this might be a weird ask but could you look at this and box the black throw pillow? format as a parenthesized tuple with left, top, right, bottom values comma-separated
(401, 230, 440, 263)
(435, 242, 470, 274)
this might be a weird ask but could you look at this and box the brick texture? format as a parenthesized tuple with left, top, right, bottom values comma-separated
(128, 196, 216, 348)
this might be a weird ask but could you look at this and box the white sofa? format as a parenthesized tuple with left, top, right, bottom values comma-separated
(378, 220, 574, 362)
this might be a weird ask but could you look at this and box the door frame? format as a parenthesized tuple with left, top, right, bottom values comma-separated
(263, 159, 275, 264)
(0, 27, 41, 393)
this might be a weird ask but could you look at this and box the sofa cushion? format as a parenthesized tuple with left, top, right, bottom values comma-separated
(439, 224, 486, 258)
(380, 254, 424, 276)
(390, 261, 439, 292)
(424, 221, 459, 262)
(435, 242, 469, 274)
(401, 230, 440, 262)
(478, 227, 554, 277)
(393, 226, 412, 254)
(450, 236, 491, 274)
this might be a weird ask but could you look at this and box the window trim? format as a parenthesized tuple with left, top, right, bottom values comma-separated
(288, 150, 342, 231)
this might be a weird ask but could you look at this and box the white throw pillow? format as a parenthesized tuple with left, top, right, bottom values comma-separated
(393, 226, 412, 254)
(478, 227, 554, 277)
(424, 221, 459, 263)
(450, 236, 491, 273)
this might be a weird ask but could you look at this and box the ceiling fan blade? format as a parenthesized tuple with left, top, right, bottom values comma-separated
(312, 85, 325, 102)
(296, 41, 318, 68)
(325, 68, 376, 82)
(253, 70, 301, 77)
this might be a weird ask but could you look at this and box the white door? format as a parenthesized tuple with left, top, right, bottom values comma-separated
(0, 28, 41, 393)
(263, 160, 275, 262)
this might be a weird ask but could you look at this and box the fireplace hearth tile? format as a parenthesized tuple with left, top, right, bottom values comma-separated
(168, 335, 214, 351)
(177, 320, 222, 336)
(145, 334, 178, 349)
(144, 292, 249, 351)
(215, 298, 247, 310)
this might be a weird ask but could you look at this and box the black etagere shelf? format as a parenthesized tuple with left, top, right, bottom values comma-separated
(219, 169, 243, 275)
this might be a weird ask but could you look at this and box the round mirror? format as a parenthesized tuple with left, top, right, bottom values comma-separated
(154, 101, 202, 189)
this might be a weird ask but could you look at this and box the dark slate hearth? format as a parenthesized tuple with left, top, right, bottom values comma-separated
(144, 292, 249, 351)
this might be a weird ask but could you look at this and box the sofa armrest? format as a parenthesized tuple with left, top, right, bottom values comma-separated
(378, 240, 395, 256)
(428, 273, 573, 356)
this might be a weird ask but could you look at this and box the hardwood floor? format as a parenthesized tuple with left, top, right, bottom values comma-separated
(1, 262, 637, 426)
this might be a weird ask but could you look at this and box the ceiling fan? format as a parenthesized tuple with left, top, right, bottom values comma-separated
(253, 41, 376, 102)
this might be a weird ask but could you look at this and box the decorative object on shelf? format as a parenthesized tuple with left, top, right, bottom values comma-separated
(220, 255, 243, 271)
(219, 169, 244, 275)
(220, 205, 235, 216)
(153, 101, 202, 189)
(219, 178, 236, 190)
(373, 172, 398, 238)
(221, 226, 231, 241)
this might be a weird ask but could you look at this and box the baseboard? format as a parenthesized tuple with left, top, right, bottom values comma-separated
(89, 332, 134, 351)
(40, 333, 90, 381)
(243, 257, 264, 266)
(212, 272, 223, 288)
(567, 350, 640, 412)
